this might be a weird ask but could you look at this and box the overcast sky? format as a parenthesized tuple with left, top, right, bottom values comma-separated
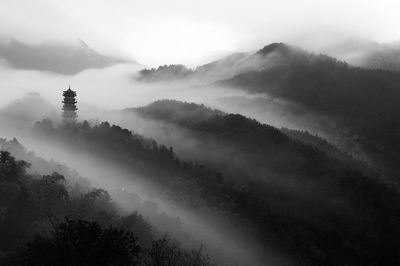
(1, 0, 400, 66)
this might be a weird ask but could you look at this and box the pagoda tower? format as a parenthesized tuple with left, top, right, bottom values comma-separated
(62, 86, 78, 124)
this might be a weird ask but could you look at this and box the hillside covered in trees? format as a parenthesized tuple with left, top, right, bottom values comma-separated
(27, 116, 400, 266)
(0, 140, 213, 266)
(137, 42, 400, 183)
(133, 100, 374, 181)
(218, 43, 400, 180)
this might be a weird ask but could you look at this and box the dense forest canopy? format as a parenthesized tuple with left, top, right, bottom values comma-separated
(24, 117, 400, 265)
(0, 143, 214, 266)
(133, 100, 374, 180)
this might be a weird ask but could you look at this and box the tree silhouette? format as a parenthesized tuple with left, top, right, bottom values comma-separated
(16, 217, 141, 266)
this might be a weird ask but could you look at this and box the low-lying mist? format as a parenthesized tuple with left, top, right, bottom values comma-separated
(0, 62, 237, 111)
(0, 48, 337, 143)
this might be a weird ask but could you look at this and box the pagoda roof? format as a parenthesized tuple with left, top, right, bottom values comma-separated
(63, 86, 77, 97)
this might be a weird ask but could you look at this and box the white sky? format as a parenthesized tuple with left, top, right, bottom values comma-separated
(1, 0, 400, 67)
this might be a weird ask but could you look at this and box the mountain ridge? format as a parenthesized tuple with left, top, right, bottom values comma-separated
(0, 38, 137, 74)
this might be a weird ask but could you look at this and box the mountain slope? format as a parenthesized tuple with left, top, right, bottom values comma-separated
(0, 38, 134, 74)
(41, 117, 400, 265)
(218, 43, 400, 180)
(117, 100, 400, 265)
(1, 92, 57, 122)
(137, 51, 269, 83)
(133, 100, 373, 182)
(0, 141, 213, 266)
(302, 38, 400, 71)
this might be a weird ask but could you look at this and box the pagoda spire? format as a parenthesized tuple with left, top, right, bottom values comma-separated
(62, 86, 78, 124)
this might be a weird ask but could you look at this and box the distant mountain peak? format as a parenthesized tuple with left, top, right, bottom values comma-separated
(0, 37, 137, 74)
(40, 38, 91, 49)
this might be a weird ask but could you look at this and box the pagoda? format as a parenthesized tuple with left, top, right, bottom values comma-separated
(62, 86, 78, 124)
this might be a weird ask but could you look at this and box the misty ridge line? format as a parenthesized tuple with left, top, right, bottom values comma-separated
(136, 41, 400, 84)
(0, 37, 139, 75)
(0, 92, 377, 182)
(1, 35, 400, 78)
(0, 90, 386, 185)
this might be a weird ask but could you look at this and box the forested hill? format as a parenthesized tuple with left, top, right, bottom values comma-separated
(132, 99, 224, 124)
(221, 43, 400, 118)
(0, 141, 213, 265)
(218, 43, 400, 180)
(31, 118, 400, 265)
(133, 99, 370, 178)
